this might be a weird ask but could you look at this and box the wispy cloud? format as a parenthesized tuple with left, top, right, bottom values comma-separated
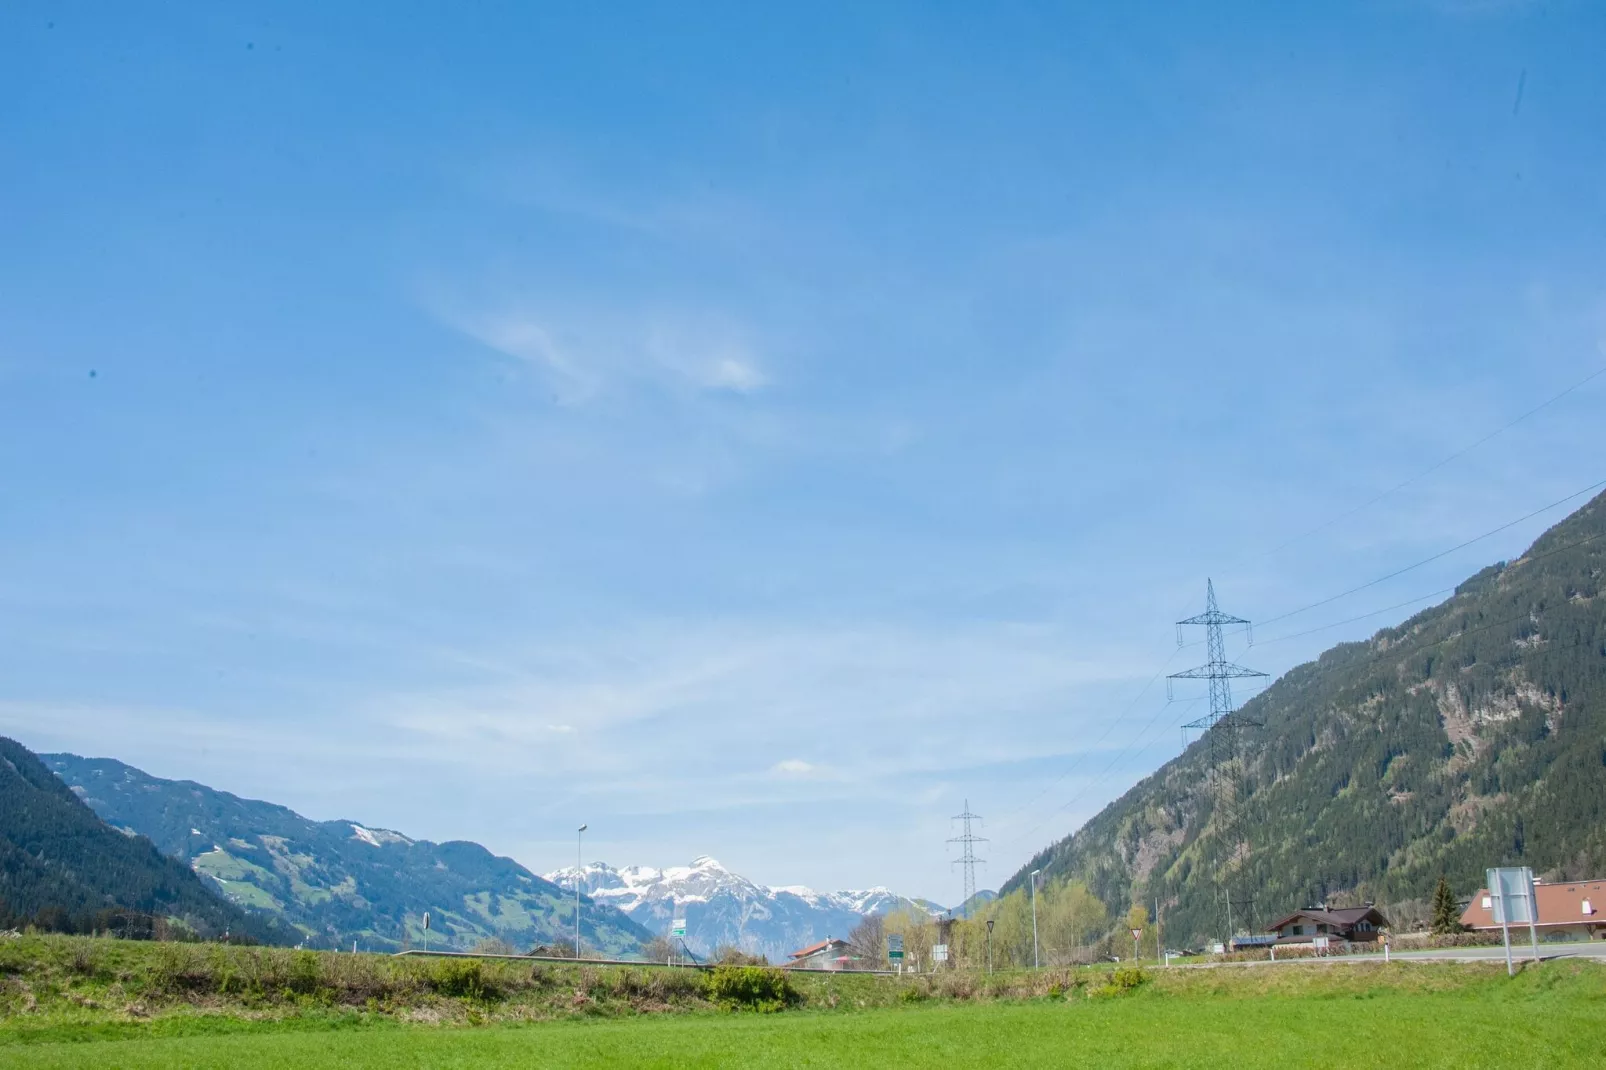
(439, 299, 770, 402)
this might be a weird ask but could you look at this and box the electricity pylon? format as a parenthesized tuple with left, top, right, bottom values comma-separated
(1170, 580, 1267, 936)
(948, 801, 987, 918)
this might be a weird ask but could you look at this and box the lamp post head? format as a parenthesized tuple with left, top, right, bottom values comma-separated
(986, 919, 995, 933)
(578, 824, 588, 833)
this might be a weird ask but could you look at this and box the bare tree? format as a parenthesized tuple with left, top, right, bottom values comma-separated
(847, 913, 886, 965)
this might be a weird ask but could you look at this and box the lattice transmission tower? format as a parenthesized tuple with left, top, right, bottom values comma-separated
(947, 801, 987, 918)
(1169, 580, 1267, 937)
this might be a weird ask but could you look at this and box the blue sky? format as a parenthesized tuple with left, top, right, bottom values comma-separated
(2, 1, 1603, 903)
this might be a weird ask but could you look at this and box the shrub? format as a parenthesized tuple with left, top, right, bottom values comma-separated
(431, 959, 500, 1002)
(1088, 965, 1150, 999)
(286, 950, 323, 996)
(711, 945, 768, 966)
(705, 966, 799, 1012)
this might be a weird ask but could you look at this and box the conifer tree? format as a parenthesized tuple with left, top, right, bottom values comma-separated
(1430, 876, 1463, 935)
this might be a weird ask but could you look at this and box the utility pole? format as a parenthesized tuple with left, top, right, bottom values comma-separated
(1156, 898, 1163, 967)
(575, 824, 587, 958)
(1030, 869, 1042, 969)
(1172, 580, 1267, 946)
(948, 800, 987, 918)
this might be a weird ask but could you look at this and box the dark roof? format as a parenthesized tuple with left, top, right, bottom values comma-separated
(1267, 906, 1389, 932)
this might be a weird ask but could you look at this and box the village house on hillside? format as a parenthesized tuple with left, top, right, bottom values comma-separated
(786, 937, 851, 969)
(1266, 905, 1389, 945)
(1460, 878, 1605, 942)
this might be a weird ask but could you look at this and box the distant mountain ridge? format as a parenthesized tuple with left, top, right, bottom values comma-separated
(1, 737, 276, 941)
(47, 754, 650, 954)
(546, 856, 947, 961)
(1005, 489, 1606, 946)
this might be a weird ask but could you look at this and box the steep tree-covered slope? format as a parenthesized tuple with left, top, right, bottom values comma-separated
(1005, 491, 1606, 946)
(1, 738, 278, 941)
(45, 755, 651, 954)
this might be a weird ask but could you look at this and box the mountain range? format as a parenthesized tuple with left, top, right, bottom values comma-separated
(546, 857, 949, 962)
(46, 754, 650, 954)
(1005, 488, 1606, 946)
(1, 737, 278, 942)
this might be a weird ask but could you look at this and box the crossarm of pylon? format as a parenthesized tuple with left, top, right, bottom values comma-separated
(1177, 610, 1251, 627)
(1167, 662, 1268, 680)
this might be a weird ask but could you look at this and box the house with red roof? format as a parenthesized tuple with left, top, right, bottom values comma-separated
(787, 937, 851, 969)
(1460, 878, 1605, 942)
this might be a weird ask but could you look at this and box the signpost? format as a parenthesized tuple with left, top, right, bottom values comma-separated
(888, 933, 904, 974)
(1487, 866, 1541, 976)
(1312, 935, 1329, 956)
(932, 943, 949, 964)
(671, 918, 687, 937)
(1130, 928, 1143, 964)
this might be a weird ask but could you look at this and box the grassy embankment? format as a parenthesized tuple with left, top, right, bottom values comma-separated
(1, 935, 1602, 1067)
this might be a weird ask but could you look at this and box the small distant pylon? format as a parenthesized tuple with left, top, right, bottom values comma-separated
(1170, 580, 1267, 937)
(947, 801, 987, 918)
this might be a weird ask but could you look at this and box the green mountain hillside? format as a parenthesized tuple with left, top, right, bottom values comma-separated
(45, 755, 651, 955)
(1005, 490, 1606, 945)
(1, 737, 279, 941)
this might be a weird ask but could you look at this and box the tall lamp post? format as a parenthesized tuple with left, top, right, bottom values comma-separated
(575, 824, 587, 958)
(986, 919, 995, 975)
(1030, 869, 1042, 969)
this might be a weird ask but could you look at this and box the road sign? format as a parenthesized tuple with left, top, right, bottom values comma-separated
(888, 950, 904, 961)
(1487, 866, 1540, 975)
(1130, 928, 1143, 941)
(1487, 868, 1536, 924)
(932, 944, 949, 963)
(1312, 935, 1330, 951)
(423, 912, 431, 930)
(887, 934, 904, 953)
(671, 918, 687, 937)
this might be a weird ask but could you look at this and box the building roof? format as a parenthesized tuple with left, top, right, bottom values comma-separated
(1267, 906, 1389, 932)
(1460, 879, 1605, 929)
(788, 937, 849, 960)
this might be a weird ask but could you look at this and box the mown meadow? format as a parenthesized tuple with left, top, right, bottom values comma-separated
(1, 935, 1602, 1067)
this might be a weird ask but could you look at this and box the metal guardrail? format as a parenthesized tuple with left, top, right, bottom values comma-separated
(389, 949, 900, 975)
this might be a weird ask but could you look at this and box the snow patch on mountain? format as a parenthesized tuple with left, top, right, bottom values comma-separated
(349, 823, 413, 848)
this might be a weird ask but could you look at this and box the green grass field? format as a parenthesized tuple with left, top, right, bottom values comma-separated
(5, 984, 1603, 1069)
(2, 936, 1603, 1067)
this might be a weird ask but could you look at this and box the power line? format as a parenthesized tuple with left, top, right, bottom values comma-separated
(1010, 695, 1202, 846)
(1255, 588, 1458, 647)
(993, 645, 1187, 831)
(1258, 477, 1606, 627)
(1255, 528, 1606, 648)
(1256, 360, 1606, 560)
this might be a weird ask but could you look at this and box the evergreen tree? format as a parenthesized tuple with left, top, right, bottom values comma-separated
(1430, 875, 1462, 935)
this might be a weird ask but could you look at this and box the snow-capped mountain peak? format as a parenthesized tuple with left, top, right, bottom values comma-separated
(542, 857, 948, 962)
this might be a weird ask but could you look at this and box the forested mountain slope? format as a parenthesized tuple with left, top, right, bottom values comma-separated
(0, 738, 278, 941)
(46, 755, 651, 954)
(1005, 491, 1606, 946)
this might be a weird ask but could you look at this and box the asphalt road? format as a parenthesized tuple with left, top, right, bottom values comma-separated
(1173, 939, 1606, 968)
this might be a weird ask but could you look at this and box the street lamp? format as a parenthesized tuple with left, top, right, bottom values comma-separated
(986, 918, 995, 975)
(575, 824, 587, 958)
(1030, 869, 1041, 969)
